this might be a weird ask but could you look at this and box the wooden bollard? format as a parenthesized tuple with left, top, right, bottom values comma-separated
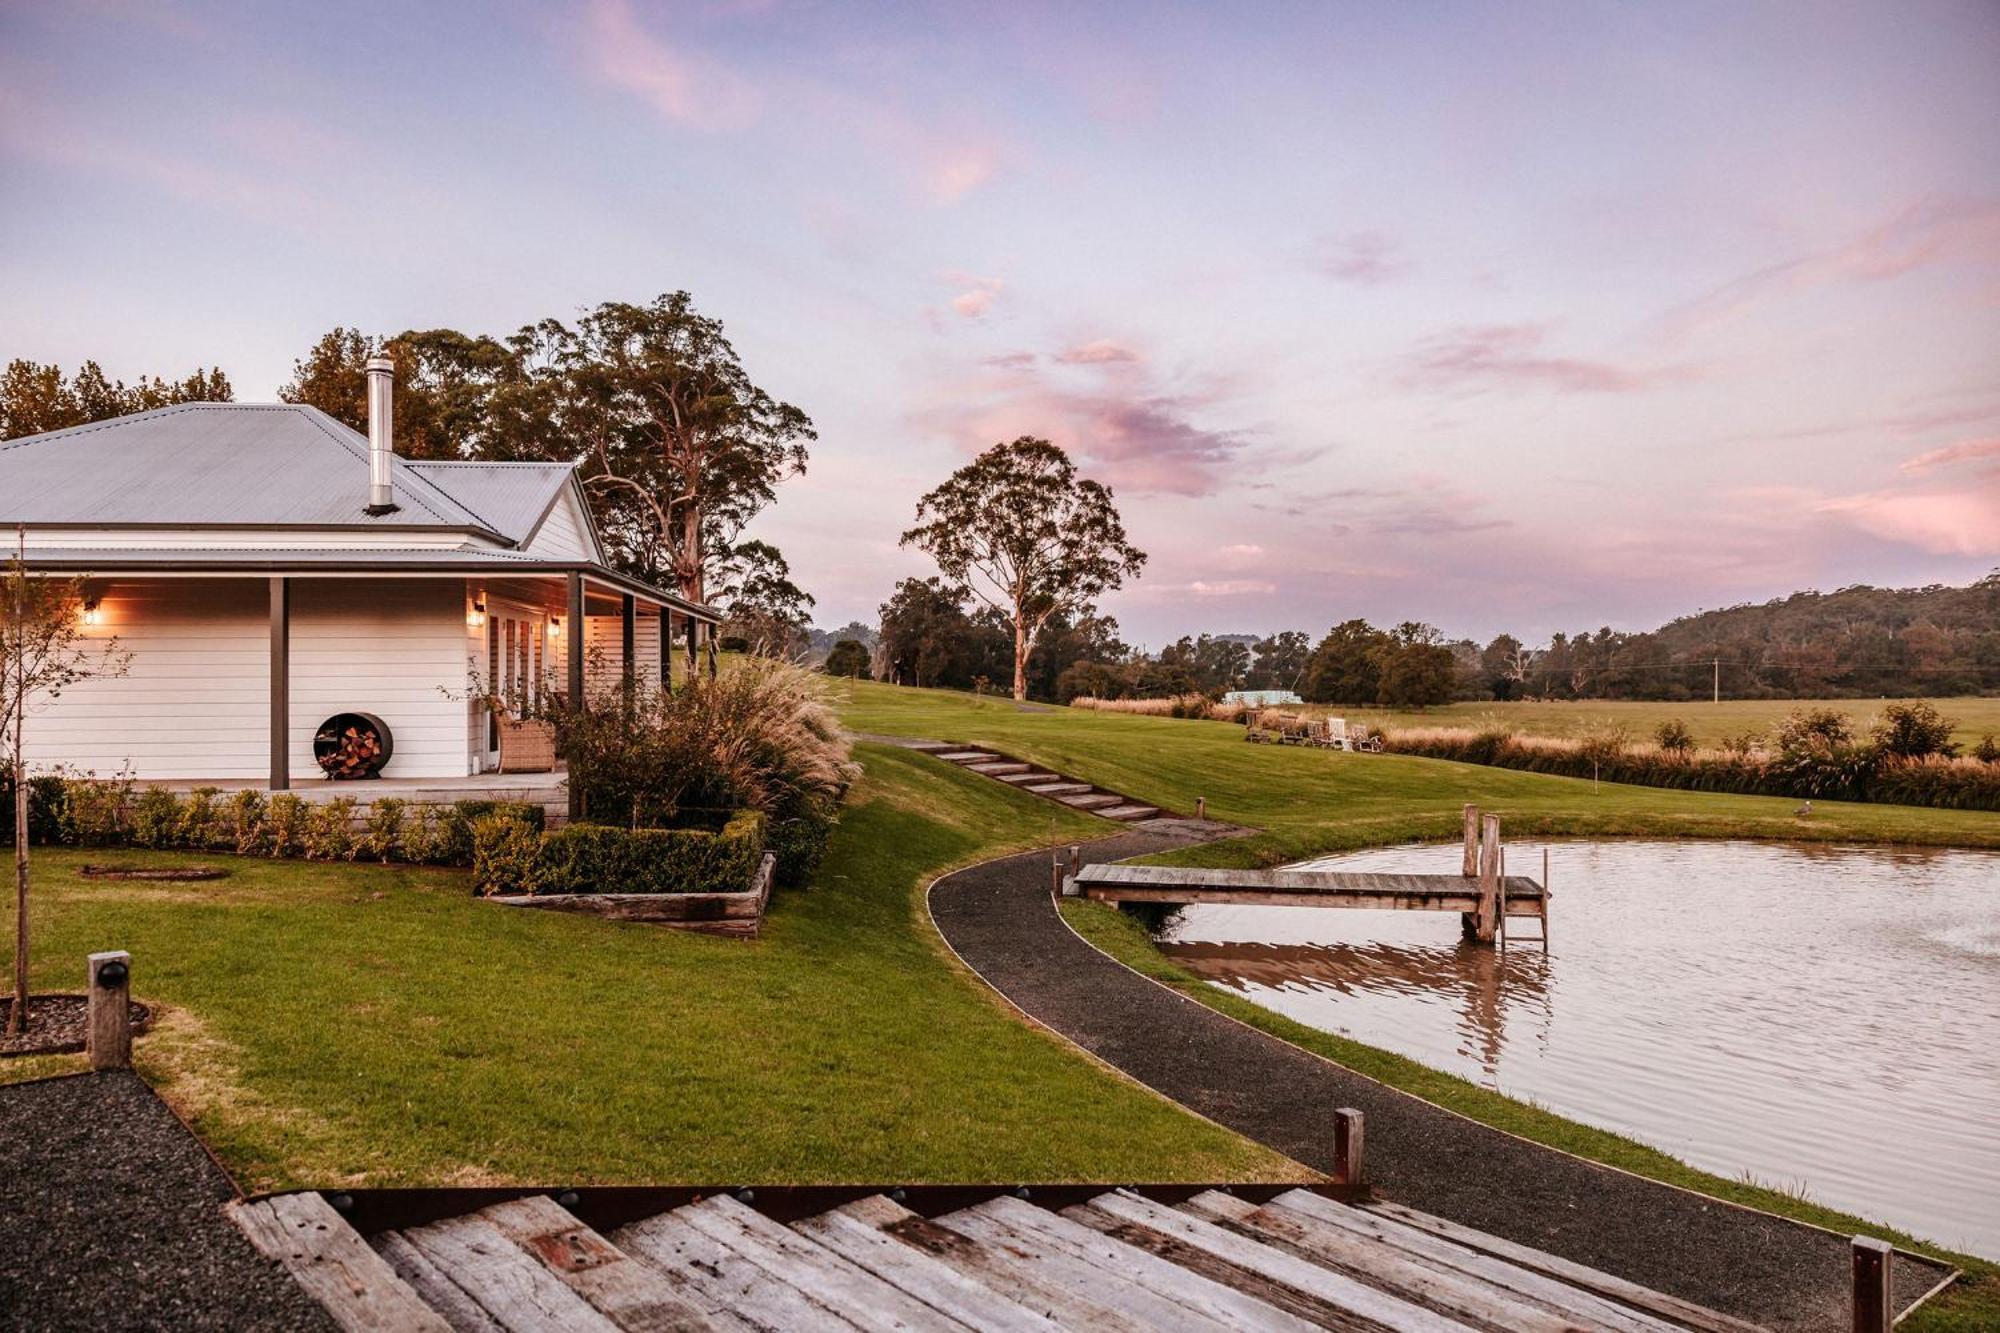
(87, 950, 132, 1071)
(1195, 796, 1207, 821)
(1851, 1236, 1892, 1333)
(1475, 815, 1502, 944)
(1332, 1108, 1364, 1186)
(1461, 804, 1479, 877)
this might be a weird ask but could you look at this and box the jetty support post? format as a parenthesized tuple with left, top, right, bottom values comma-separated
(1851, 1236, 1892, 1333)
(87, 950, 132, 1071)
(1461, 804, 1479, 877)
(1332, 1108, 1364, 1186)
(1474, 815, 1502, 944)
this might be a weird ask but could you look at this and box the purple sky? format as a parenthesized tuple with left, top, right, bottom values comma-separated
(4, 1, 1997, 647)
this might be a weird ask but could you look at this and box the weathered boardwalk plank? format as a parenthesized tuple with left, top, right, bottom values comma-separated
(1067, 1191, 1471, 1333)
(615, 1210, 861, 1332)
(1074, 863, 1544, 912)
(791, 1205, 1066, 1333)
(399, 1213, 620, 1333)
(230, 1193, 452, 1333)
(474, 1196, 723, 1333)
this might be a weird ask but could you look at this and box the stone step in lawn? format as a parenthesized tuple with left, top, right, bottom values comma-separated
(1024, 782, 1094, 796)
(1098, 804, 1161, 821)
(938, 750, 998, 763)
(1060, 793, 1126, 810)
(967, 761, 1032, 775)
(995, 771, 1057, 784)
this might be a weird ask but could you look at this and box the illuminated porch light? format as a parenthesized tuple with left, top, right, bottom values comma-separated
(467, 595, 487, 628)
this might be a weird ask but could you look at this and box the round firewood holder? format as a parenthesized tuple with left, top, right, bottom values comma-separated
(313, 712, 394, 780)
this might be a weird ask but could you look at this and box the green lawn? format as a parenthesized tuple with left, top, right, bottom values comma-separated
(1, 742, 1300, 1192)
(837, 680, 2000, 865)
(1289, 695, 2000, 750)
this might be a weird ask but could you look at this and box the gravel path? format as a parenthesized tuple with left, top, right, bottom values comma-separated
(0, 1071, 334, 1332)
(929, 828, 1951, 1333)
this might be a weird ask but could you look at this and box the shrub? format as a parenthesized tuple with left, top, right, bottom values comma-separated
(362, 798, 405, 863)
(1776, 706, 1854, 754)
(1870, 701, 1958, 759)
(130, 787, 185, 849)
(264, 794, 309, 858)
(521, 810, 764, 897)
(469, 813, 539, 896)
(398, 803, 444, 864)
(178, 787, 225, 849)
(226, 790, 268, 856)
(302, 798, 357, 861)
(62, 768, 135, 845)
(1976, 734, 2000, 764)
(765, 794, 837, 890)
(1654, 718, 1696, 757)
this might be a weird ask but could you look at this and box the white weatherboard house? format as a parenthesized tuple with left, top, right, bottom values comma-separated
(2, 358, 717, 814)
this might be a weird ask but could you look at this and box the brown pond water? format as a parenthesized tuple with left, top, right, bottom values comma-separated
(1156, 839, 2000, 1259)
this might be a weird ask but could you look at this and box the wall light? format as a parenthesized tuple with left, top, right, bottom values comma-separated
(547, 617, 563, 639)
(81, 597, 103, 627)
(467, 595, 487, 629)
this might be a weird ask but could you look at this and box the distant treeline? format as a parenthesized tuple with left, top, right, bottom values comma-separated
(837, 572, 2000, 706)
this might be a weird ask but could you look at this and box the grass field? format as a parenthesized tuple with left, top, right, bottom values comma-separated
(0, 742, 1299, 1191)
(1290, 695, 2000, 749)
(837, 680, 2000, 866)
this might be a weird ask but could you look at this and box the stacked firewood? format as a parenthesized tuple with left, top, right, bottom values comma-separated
(316, 723, 384, 779)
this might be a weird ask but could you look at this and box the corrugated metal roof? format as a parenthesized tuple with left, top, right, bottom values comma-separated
(400, 460, 577, 546)
(0, 403, 547, 538)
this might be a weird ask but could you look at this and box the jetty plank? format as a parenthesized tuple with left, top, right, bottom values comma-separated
(1074, 864, 1543, 912)
(614, 1210, 860, 1332)
(474, 1195, 722, 1333)
(230, 1193, 451, 1333)
(940, 1204, 1254, 1332)
(845, 1198, 1148, 1332)
(1067, 1190, 1470, 1333)
(791, 1206, 1065, 1332)
(1360, 1200, 1765, 1333)
(400, 1212, 619, 1332)
(676, 1195, 967, 1331)
(1263, 1192, 1682, 1333)
(1181, 1191, 1602, 1333)
(954, 1195, 1315, 1332)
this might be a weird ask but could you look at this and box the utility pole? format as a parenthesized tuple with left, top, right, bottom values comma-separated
(1713, 657, 1720, 705)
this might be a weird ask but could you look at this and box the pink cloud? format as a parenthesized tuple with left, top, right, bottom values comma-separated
(581, 0, 761, 132)
(929, 147, 1000, 203)
(1899, 437, 2000, 474)
(1316, 231, 1412, 285)
(1664, 196, 2000, 337)
(1055, 339, 1141, 365)
(1182, 579, 1279, 597)
(1816, 489, 2000, 556)
(1400, 323, 1689, 395)
(952, 289, 997, 317)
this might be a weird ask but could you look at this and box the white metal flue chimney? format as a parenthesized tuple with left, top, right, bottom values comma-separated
(364, 355, 399, 515)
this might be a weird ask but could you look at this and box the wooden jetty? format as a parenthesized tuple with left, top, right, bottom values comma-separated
(1069, 804, 1547, 945)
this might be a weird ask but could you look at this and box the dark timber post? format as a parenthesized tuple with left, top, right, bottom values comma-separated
(660, 613, 673, 687)
(620, 594, 636, 692)
(566, 573, 585, 821)
(87, 950, 132, 1071)
(1475, 814, 1502, 944)
(1851, 1237, 1892, 1333)
(684, 615, 698, 686)
(1332, 1108, 1364, 1186)
(1459, 803, 1479, 938)
(268, 577, 289, 791)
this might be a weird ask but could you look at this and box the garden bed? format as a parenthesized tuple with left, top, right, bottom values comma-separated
(490, 851, 776, 937)
(0, 993, 153, 1058)
(80, 863, 229, 882)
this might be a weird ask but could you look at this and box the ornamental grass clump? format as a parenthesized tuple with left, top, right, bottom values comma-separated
(557, 659, 856, 889)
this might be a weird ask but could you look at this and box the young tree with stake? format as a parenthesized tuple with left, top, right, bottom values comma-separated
(902, 438, 1145, 701)
(3, 532, 130, 1035)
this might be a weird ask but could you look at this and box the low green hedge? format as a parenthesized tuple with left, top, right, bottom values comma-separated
(471, 809, 765, 898)
(0, 772, 544, 866)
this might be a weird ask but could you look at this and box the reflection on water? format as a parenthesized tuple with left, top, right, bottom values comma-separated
(1157, 840, 2000, 1260)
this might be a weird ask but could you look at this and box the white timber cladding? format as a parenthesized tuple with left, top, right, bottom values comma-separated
(288, 579, 472, 780)
(522, 487, 597, 562)
(20, 579, 268, 779)
(582, 612, 662, 694)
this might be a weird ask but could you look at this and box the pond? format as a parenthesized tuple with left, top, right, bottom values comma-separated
(1155, 839, 2000, 1261)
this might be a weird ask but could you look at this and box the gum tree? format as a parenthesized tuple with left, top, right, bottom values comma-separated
(3, 532, 130, 1035)
(903, 437, 1145, 701)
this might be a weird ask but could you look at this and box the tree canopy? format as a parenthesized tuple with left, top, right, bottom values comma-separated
(902, 437, 1145, 700)
(2, 359, 232, 440)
